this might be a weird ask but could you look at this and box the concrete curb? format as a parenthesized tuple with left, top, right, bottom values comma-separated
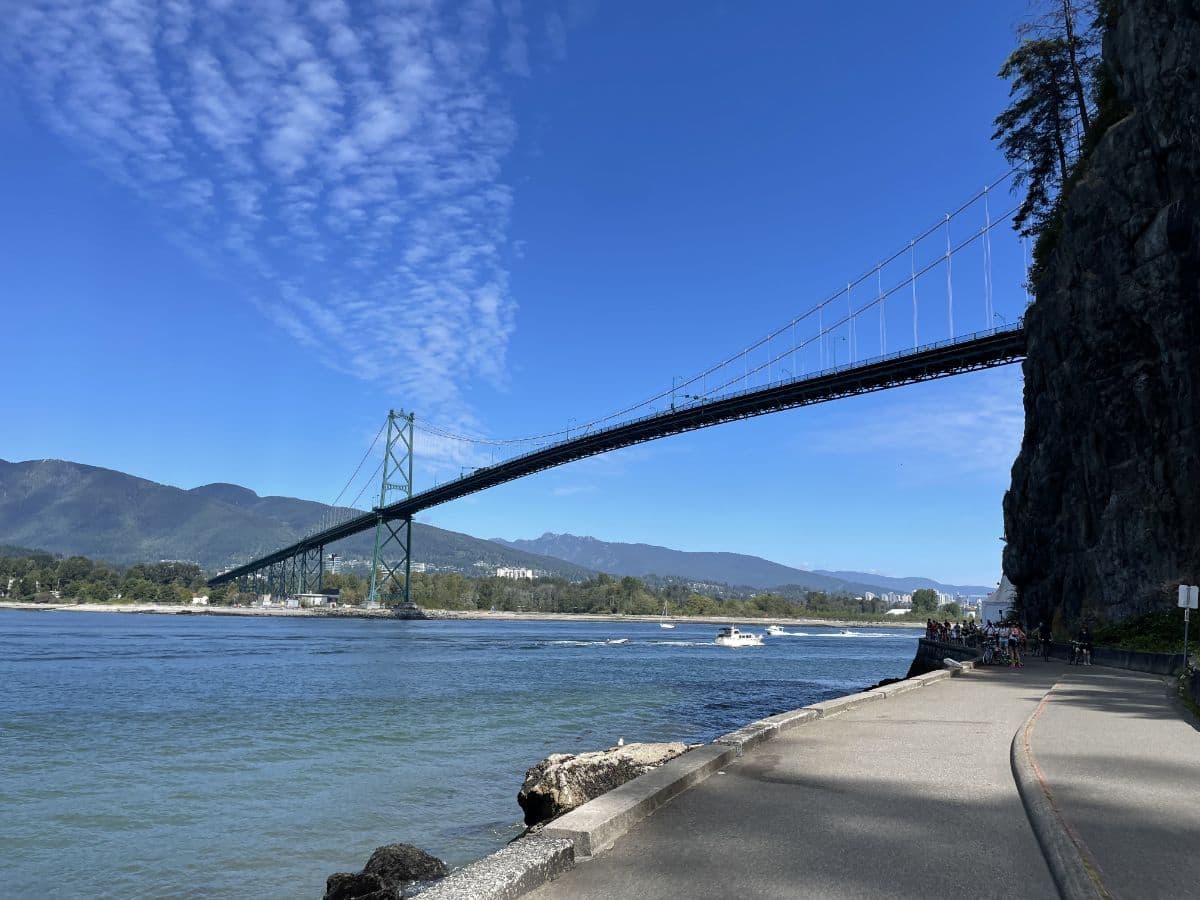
(418, 837, 575, 900)
(541, 743, 736, 856)
(868, 678, 926, 698)
(759, 707, 822, 732)
(806, 690, 886, 717)
(1010, 689, 1110, 900)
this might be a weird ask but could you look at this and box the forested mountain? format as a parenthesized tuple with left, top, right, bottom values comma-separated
(0, 459, 590, 577)
(1, 459, 986, 595)
(494, 533, 990, 596)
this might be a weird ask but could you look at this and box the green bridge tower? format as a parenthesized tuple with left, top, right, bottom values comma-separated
(366, 409, 415, 608)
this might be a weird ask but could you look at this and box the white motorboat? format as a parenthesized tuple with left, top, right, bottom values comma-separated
(606, 638, 629, 645)
(714, 626, 763, 648)
(765, 625, 785, 636)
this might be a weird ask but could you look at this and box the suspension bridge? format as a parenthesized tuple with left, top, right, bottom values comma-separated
(208, 173, 1031, 604)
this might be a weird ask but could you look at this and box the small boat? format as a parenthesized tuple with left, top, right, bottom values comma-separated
(714, 626, 763, 648)
(659, 600, 675, 629)
(765, 625, 785, 636)
(606, 638, 629, 645)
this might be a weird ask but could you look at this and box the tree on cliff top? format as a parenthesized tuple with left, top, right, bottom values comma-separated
(993, 0, 1101, 236)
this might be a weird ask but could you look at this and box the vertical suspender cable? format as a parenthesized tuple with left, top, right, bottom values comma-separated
(847, 284, 855, 364)
(983, 186, 994, 326)
(945, 214, 955, 339)
(877, 264, 886, 354)
(819, 306, 824, 369)
(911, 240, 919, 347)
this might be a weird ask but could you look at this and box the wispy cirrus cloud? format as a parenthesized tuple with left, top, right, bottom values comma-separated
(1, 0, 577, 413)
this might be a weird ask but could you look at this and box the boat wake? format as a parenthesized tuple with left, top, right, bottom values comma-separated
(770, 630, 903, 638)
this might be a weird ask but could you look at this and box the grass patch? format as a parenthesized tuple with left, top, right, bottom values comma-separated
(1091, 609, 1193, 654)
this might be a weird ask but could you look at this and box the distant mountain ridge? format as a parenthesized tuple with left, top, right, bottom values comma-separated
(494, 533, 991, 596)
(0, 459, 991, 595)
(0, 459, 591, 578)
(813, 569, 993, 596)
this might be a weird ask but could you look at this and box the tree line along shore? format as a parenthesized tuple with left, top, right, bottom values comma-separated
(0, 548, 950, 624)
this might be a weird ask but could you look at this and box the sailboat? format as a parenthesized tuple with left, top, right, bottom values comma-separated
(659, 600, 675, 629)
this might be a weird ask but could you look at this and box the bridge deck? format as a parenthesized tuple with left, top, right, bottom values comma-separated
(209, 325, 1024, 586)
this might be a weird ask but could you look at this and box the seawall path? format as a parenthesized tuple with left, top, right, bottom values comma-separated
(519, 661, 1199, 900)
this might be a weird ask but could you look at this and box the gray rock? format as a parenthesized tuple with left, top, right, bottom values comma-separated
(362, 843, 449, 892)
(324, 871, 394, 900)
(517, 742, 689, 826)
(1004, 0, 1200, 629)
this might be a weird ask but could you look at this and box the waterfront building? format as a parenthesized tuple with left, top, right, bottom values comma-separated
(495, 566, 534, 580)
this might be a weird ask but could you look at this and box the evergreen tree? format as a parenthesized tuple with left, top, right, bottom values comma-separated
(994, 1, 1102, 237)
(993, 37, 1077, 235)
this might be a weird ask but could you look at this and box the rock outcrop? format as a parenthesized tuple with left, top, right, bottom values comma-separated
(323, 843, 448, 900)
(324, 872, 393, 900)
(517, 742, 689, 827)
(1003, 0, 1200, 629)
(362, 843, 448, 888)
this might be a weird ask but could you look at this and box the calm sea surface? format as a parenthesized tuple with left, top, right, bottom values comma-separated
(0, 610, 921, 898)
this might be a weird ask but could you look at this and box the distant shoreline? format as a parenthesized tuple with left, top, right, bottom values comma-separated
(0, 601, 924, 629)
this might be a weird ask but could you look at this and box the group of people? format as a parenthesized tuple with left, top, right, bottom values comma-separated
(925, 617, 1094, 666)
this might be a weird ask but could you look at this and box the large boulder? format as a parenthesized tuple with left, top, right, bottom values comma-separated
(362, 843, 448, 892)
(323, 871, 393, 900)
(517, 742, 689, 827)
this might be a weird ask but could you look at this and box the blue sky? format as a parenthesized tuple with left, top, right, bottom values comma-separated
(1, 0, 1034, 587)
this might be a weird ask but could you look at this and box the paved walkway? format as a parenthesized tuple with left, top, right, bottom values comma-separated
(528, 663, 1199, 900)
(1028, 667, 1200, 899)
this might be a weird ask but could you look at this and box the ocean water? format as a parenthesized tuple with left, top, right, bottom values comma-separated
(0, 610, 920, 898)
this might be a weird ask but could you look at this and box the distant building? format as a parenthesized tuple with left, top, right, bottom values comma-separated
(495, 566, 534, 580)
(191, 596, 209, 606)
(981, 576, 1017, 624)
(411, 562, 428, 574)
(885, 608, 910, 616)
(296, 593, 327, 607)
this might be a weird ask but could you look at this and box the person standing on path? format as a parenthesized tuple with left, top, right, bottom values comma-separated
(1077, 624, 1093, 665)
(1008, 624, 1024, 667)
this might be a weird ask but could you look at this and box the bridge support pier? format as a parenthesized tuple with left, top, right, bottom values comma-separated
(368, 409, 416, 608)
(299, 545, 323, 594)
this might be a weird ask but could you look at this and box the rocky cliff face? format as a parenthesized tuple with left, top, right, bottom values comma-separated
(1003, 0, 1200, 628)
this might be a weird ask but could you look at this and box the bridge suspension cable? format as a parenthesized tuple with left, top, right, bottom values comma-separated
(405, 170, 1020, 461)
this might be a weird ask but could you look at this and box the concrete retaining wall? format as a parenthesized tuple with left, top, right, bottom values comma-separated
(1187, 669, 1200, 707)
(1048, 642, 1184, 675)
(906, 638, 983, 677)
